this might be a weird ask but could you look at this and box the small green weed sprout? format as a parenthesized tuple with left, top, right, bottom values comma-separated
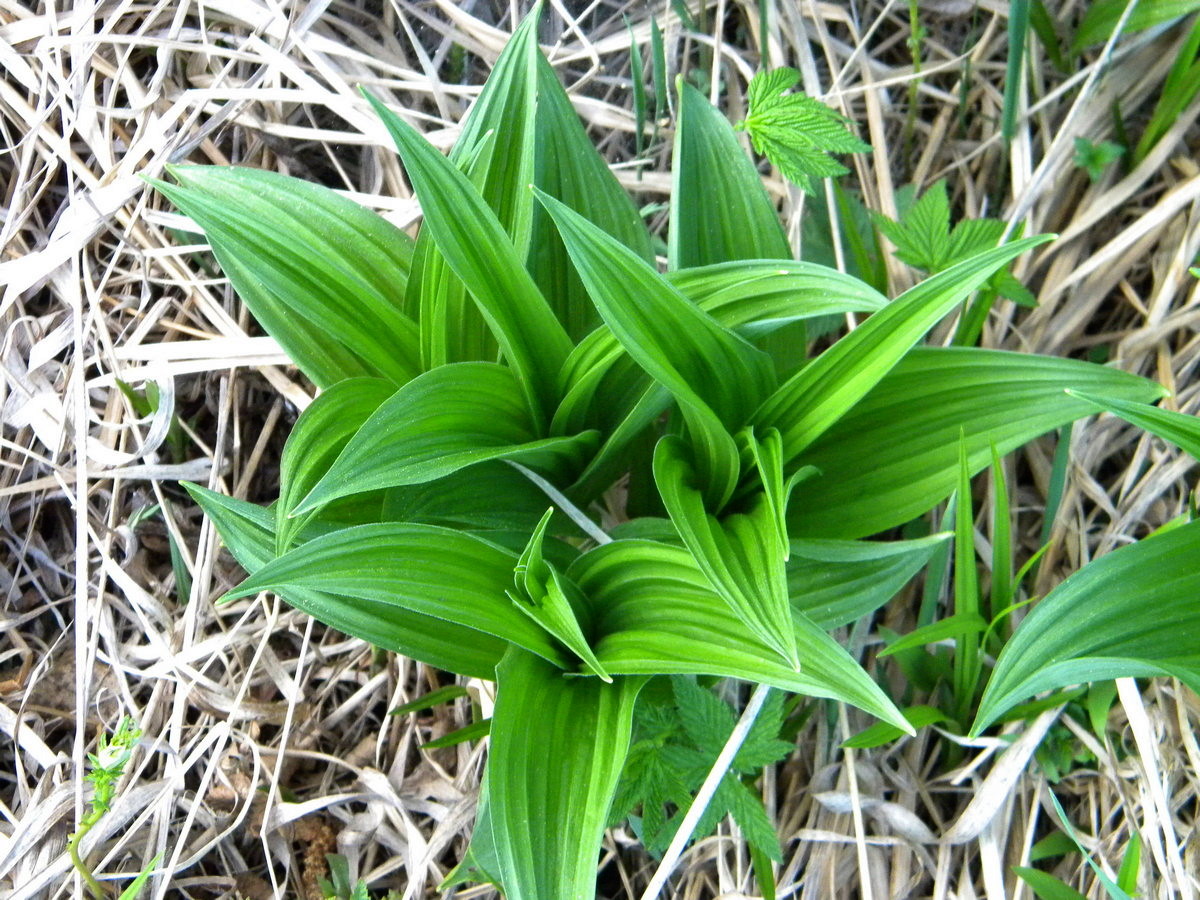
(70, 717, 159, 899)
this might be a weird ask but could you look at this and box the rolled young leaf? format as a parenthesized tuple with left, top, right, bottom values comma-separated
(973, 519, 1200, 734)
(219, 522, 574, 669)
(788, 347, 1166, 539)
(184, 484, 506, 679)
(488, 648, 642, 900)
(293, 363, 598, 515)
(152, 166, 420, 388)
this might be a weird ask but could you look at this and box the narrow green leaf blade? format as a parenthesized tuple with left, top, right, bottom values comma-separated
(295, 363, 597, 513)
(973, 519, 1200, 734)
(219, 522, 573, 669)
(788, 534, 950, 628)
(183, 485, 505, 678)
(489, 649, 642, 900)
(152, 167, 420, 388)
(753, 235, 1053, 465)
(1067, 389, 1200, 460)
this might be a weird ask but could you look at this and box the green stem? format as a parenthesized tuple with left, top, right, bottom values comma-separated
(68, 813, 108, 899)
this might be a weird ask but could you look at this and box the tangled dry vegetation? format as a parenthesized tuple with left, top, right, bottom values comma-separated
(2, 0, 1199, 897)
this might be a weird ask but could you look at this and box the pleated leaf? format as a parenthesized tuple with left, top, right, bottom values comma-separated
(153, 166, 420, 388)
(294, 363, 597, 515)
(488, 648, 642, 900)
(367, 94, 572, 425)
(654, 435, 800, 668)
(276, 377, 394, 554)
(753, 236, 1052, 467)
(669, 80, 791, 269)
(537, 188, 774, 505)
(788, 347, 1166, 538)
(973, 519, 1200, 734)
(408, 6, 541, 365)
(788, 534, 950, 628)
(574, 540, 910, 732)
(220, 523, 572, 669)
(1067, 390, 1200, 460)
(183, 485, 506, 679)
(529, 52, 654, 339)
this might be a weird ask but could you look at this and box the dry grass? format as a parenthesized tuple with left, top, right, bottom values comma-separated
(1, 0, 1198, 897)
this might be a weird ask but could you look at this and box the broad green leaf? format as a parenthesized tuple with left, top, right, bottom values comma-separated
(573, 540, 911, 732)
(788, 347, 1166, 539)
(1072, 0, 1200, 50)
(366, 93, 572, 426)
(880, 613, 988, 657)
(509, 509, 610, 680)
(1067, 389, 1200, 460)
(787, 534, 950, 628)
(488, 649, 642, 900)
(654, 435, 800, 667)
(219, 522, 574, 669)
(537, 188, 774, 505)
(669, 80, 791, 269)
(530, 52, 654, 340)
(276, 377, 394, 554)
(381, 460, 575, 534)
(294, 363, 597, 514)
(442, 775, 504, 891)
(182, 485, 505, 678)
(973, 519, 1200, 734)
(753, 235, 1052, 466)
(152, 167, 420, 388)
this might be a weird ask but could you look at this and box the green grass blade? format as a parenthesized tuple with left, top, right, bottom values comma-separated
(787, 347, 1165, 539)
(294, 362, 597, 514)
(989, 445, 1014, 618)
(152, 167, 419, 388)
(488, 649, 642, 900)
(183, 485, 506, 678)
(952, 436, 982, 723)
(1072, 0, 1200, 51)
(669, 80, 792, 269)
(1002, 0, 1030, 143)
(753, 235, 1052, 467)
(1012, 868, 1088, 900)
(973, 518, 1200, 734)
(220, 522, 575, 669)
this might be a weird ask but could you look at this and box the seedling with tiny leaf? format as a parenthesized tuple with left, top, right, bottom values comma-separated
(151, 5, 1200, 897)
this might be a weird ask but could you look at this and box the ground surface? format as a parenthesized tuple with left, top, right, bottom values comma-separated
(1, 1, 1198, 898)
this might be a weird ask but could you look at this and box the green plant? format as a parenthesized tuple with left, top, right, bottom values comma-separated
(150, 5, 1200, 897)
(70, 717, 160, 899)
(1074, 136, 1125, 181)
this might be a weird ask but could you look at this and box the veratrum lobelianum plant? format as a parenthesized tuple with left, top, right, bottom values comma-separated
(152, 5, 1200, 897)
